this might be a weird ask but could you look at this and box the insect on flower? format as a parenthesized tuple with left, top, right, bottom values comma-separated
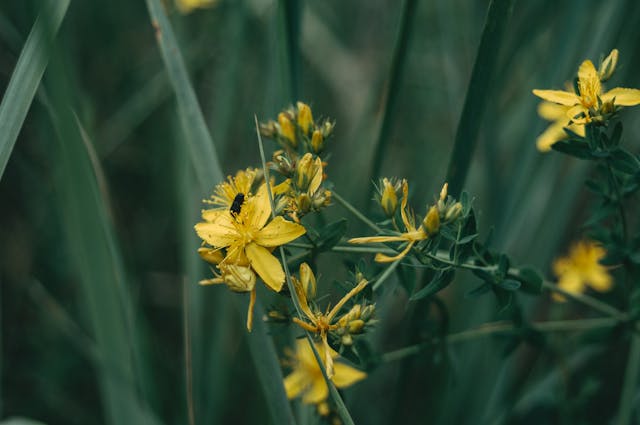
(230, 193, 245, 216)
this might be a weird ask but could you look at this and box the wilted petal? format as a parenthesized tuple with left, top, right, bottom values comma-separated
(348, 235, 408, 244)
(245, 242, 284, 291)
(532, 89, 580, 106)
(602, 88, 640, 106)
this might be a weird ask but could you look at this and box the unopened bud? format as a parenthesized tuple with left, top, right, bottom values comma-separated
(348, 319, 366, 334)
(423, 205, 440, 236)
(311, 130, 324, 153)
(259, 121, 278, 138)
(296, 153, 323, 192)
(380, 178, 399, 217)
(445, 202, 463, 222)
(598, 49, 619, 82)
(322, 120, 335, 138)
(296, 102, 313, 135)
(299, 263, 317, 299)
(278, 112, 297, 146)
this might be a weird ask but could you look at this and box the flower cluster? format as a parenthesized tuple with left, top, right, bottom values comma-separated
(350, 181, 463, 263)
(552, 240, 613, 301)
(260, 102, 334, 221)
(532, 49, 640, 151)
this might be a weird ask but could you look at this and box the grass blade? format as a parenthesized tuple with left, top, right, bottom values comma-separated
(444, 0, 514, 196)
(144, 0, 223, 190)
(365, 0, 417, 204)
(0, 0, 70, 180)
(46, 53, 160, 424)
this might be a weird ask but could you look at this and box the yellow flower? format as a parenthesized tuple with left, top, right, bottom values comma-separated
(533, 49, 640, 125)
(195, 184, 306, 330)
(205, 168, 258, 209)
(535, 101, 586, 152)
(175, 0, 219, 14)
(552, 240, 613, 301)
(349, 180, 427, 262)
(291, 264, 368, 377)
(283, 339, 366, 405)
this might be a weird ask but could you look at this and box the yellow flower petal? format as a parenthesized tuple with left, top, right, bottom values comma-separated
(537, 102, 569, 121)
(375, 241, 415, 263)
(536, 121, 567, 152)
(302, 375, 329, 404)
(332, 362, 367, 388)
(194, 216, 237, 247)
(254, 216, 306, 247)
(245, 242, 284, 291)
(348, 235, 409, 244)
(247, 184, 272, 230)
(532, 89, 580, 106)
(284, 370, 308, 399)
(602, 88, 640, 106)
(201, 208, 225, 222)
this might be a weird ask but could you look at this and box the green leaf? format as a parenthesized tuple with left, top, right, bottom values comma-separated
(465, 282, 492, 298)
(609, 148, 640, 175)
(496, 278, 521, 291)
(315, 218, 348, 251)
(513, 266, 543, 294)
(550, 139, 593, 159)
(444, 0, 515, 196)
(410, 270, 455, 301)
(0, 0, 70, 180)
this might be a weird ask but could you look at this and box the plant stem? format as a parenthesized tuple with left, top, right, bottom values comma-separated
(380, 317, 622, 363)
(373, 260, 403, 291)
(541, 280, 627, 320)
(333, 191, 383, 233)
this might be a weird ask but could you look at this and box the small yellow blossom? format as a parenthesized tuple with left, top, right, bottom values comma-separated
(291, 264, 368, 377)
(195, 184, 306, 330)
(552, 240, 613, 301)
(535, 101, 586, 152)
(533, 49, 640, 126)
(283, 339, 366, 405)
(423, 205, 440, 236)
(349, 180, 427, 262)
(175, 0, 219, 14)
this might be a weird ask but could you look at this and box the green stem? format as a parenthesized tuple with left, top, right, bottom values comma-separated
(541, 280, 627, 320)
(333, 191, 383, 233)
(380, 317, 622, 363)
(373, 260, 403, 291)
(616, 333, 640, 425)
(256, 117, 355, 425)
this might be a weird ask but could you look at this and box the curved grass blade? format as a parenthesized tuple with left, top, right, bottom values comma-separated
(365, 0, 417, 204)
(444, 0, 514, 197)
(144, 0, 223, 190)
(47, 81, 162, 424)
(0, 0, 70, 180)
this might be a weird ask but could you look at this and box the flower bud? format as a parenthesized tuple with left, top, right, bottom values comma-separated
(445, 202, 463, 222)
(259, 120, 278, 138)
(423, 205, 440, 236)
(379, 178, 399, 217)
(221, 264, 256, 292)
(321, 120, 335, 138)
(348, 319, 366, 334)
(311, 130, 324, 153)
(598, 49, 618, 82)
(439, 183, 448, 202)
(296, 153, 323, 192)
(278, 112, 297, 147)
(296, 102, 313, 135)
(299, 262, 317, 300)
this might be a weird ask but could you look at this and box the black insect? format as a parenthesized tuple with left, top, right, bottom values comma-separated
(230, 193, 245, 216)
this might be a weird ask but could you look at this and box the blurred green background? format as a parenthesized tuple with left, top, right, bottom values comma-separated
(2, 0, 640, 424)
